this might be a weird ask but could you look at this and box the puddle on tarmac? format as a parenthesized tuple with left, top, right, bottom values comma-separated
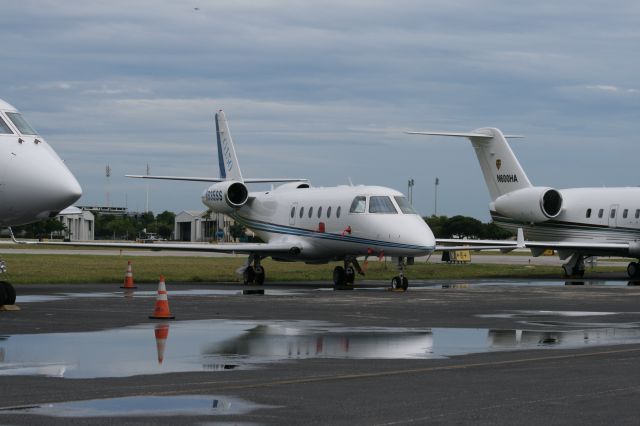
(3, 317, 640, 379)
(0, 395, 269, 418)
(16, 288, 299, 303)
(477, 310, 621, 319)
(432, 279, 634, 289)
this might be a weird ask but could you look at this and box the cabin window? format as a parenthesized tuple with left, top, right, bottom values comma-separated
(290, 207, 295, 218)
(336, 206, 342, 218)
(308, 207, 313, 218)
(610, 209, 616, 219)
(623, 209, 629, 219)
(598, 209, 604, 218)
(6, 112, 37, 135)
(394, 196, 417, 214)
(369, 196, 398, 214)
(636, 209, 640, 219)
(317, 206, 322, 218)
(586, 208, 591, 218)
(349, 196, 366, 213)
(299, 206, 304, 218)
(327, 206, 332, 218)
(0, 117, 13, 134)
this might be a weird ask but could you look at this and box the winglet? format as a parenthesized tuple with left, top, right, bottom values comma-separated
(516, 227, 525, 248)
(8, 227, 28, 245)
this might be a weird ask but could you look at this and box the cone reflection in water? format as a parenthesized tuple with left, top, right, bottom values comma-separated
(154, 323, 170, 364)
(149, 275, 175, 319)
(121, 260, 137, 289)
(123, 289, 135, 300)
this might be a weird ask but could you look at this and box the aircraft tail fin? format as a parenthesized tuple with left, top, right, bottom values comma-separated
(406, 128, 531, 201)
(215, 110, 244, 182)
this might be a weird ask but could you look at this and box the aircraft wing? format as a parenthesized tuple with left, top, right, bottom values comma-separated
(521, 240, 633, 258)
(436, 229, 633, 258)
(12, 239, 304, 256)
(435, 229, 524, 252)
(126, 175, 308, 183)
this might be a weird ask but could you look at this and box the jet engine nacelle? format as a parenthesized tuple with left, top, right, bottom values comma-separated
(492, 187, 563, 223)
(202, 181, 249, 213)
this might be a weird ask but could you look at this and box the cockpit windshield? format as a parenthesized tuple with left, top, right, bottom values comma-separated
(349, 196, 366, 213)
(394, 196, 418, 214)
(369, 196, 398, 214)
(0, 116, 13, 134)
(6, 112, 37, 135)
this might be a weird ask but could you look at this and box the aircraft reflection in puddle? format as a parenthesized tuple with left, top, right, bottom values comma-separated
(204, 324, 432, 360)
(2, 319, 640, 379)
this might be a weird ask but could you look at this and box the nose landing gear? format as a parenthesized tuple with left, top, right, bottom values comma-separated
(390, 257, 409, 291)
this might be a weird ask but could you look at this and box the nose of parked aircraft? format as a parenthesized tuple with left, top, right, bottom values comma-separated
(48, 163, 83, 209)
(26, 149, 83, 219)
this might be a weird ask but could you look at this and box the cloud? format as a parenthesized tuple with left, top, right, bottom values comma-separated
(2, 1, 640, 218)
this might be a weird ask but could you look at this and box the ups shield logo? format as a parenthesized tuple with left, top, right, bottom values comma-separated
(496, 159, 502, 170)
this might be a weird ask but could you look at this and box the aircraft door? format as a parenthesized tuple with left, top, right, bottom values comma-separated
(289, 202, 298, 226)
(608, 204, 619, 228)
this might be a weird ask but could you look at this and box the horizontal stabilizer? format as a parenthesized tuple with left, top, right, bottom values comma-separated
(406, 131, 524, 139)
(126, 175, 308, 183)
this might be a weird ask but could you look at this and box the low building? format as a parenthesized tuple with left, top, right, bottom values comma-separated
(174, 211, 250, 242)
(56, 206, 95, 241)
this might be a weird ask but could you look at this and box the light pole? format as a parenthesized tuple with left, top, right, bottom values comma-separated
(407, 178, 415, 204)
(434, 177, 439, 216)
(145, 163, 150, 213)
(105, 165, 111, 208)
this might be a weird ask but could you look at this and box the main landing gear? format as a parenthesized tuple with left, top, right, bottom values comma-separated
(562, 253, 585, 278)
(242, 255, 266, 285)
(627, 261, 640, 279)
(333, 256, 364, 289)
(391, 257, 409, 291)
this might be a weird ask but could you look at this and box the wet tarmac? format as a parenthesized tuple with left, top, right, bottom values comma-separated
(2, 278, 640, 425)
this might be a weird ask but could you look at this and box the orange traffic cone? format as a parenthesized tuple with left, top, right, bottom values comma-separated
(154, 323, 170, 364)
(121, 260, 137, 289)
(149, 275, 175, 319)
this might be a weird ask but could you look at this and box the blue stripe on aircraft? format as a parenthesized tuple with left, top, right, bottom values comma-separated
(231, 214, 434, 252)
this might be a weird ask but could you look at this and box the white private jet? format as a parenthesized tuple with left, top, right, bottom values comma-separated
(39, 111, 439, 290)
(408, 127, 640, 278)
(0, 98, 83, 303)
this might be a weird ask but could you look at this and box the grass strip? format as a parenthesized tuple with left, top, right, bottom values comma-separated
(0, 253, 627, 285)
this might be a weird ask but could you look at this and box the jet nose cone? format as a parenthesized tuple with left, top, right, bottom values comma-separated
(37, 158, 83, 214)
(56, 171, 83, 207)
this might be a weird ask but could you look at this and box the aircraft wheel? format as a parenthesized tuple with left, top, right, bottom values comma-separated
(627, 262, 639, 278)
(345, 266, 355, 285)
(402, 277, 409, 291)
(0, 282, 13, 305)
(243, 266, 255, 285)
(254, 266, 265, 285)
(391, 276, 402, 289)
(333, 266, 346, 286)
(0, 282, 6, 306)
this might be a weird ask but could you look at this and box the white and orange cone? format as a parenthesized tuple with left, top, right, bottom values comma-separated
(121, 260, 137, 289)
(149, 275, 175, 319)
(154, 323, 170, 364)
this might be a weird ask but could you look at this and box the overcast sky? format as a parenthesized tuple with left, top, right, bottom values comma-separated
(2, 1, 639, 220)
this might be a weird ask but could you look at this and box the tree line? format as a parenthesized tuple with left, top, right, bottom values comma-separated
(12, 211, 511, 241)
(12, 211, 176, 240)
(424, 215, 513, 239)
